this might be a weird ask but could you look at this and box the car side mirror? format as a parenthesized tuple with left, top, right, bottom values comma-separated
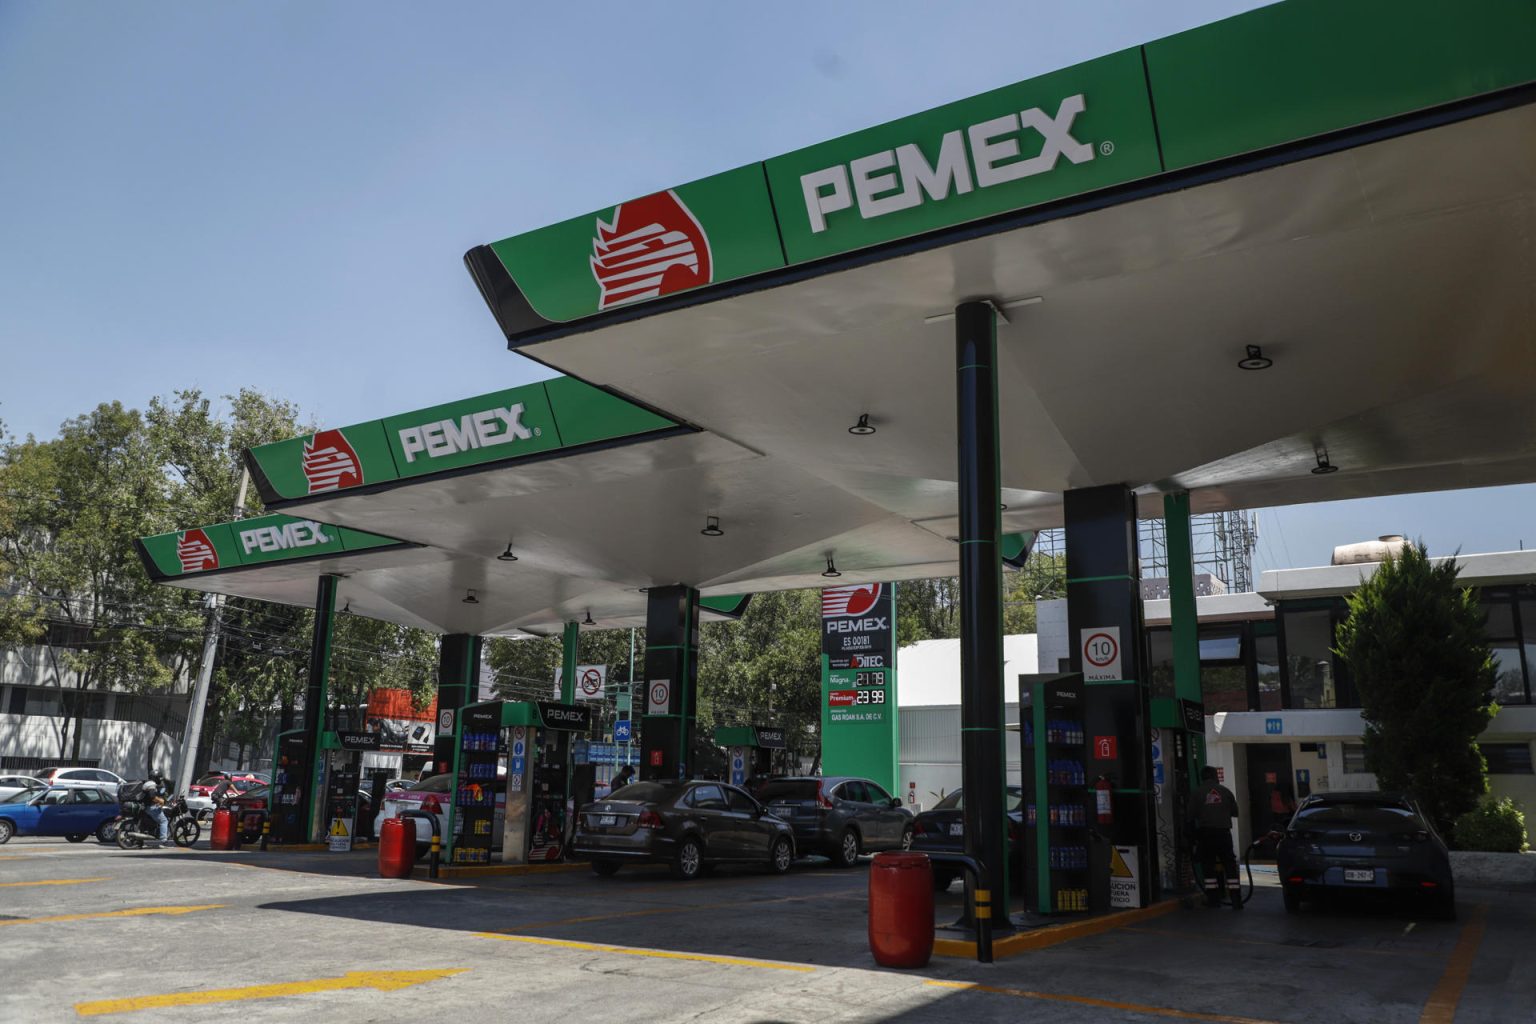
(890, 798, 902, 809)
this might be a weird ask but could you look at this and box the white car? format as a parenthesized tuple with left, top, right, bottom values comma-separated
(33, 767, 126, 799)
(374, 772, 505, 856)
(0, 775, 47, 803)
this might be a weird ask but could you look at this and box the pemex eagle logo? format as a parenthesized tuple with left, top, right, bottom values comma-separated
(821, 583, 882, 619)
(176, 528, 219, 573)
(302, 429, 362, 494)
(590, 190, 712, 310)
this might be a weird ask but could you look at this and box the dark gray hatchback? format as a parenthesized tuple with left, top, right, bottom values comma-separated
(573, 780, 796, 880)
(754, 777, 913, 868)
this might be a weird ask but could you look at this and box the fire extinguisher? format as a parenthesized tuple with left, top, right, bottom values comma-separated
(1094, 775, 1114, 826)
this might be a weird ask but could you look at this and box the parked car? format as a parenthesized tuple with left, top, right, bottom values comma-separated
(910, 785, 1026, 890)
(753, 777, 912, 868)
(186, 772, 267, 819)
(227, 784, 273, 841)
(0, 786, 120, 844)
(1275, 791, 1455, 919)
(32, 767, 126, 799)
(374, 772, 505, 857)
(574, 779, 796, 880)
(0, 775, 47, 803)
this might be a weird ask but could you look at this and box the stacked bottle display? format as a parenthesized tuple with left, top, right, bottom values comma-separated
(1026, 712, 1089, 913)
(1026, 803, 1087, 827)
(454, 726, 500, 864)
(1023, 719, 1085, 748)
(1049, 844, 1087, 869)
(1054, 888, 1088, 911)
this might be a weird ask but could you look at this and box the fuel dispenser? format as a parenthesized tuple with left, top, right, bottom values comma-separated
(713, 725, 786, 788)
(442, 698, 593, 865)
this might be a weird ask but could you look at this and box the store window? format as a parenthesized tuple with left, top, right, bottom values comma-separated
(1483, 594, 1529, 705)
(1199, 627, 1247, 713)
(1283, 608, 1338, 709)
(1491, 644, 1528, 706)
(1482, 742, 1534, 775)
(1341, 742, 1370, 775)
(1254, 625, 1282, 712)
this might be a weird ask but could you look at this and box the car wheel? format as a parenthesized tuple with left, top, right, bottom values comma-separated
(66, 834, 87, 843)
(832, 828, 860, 868)
(96, 820, 118, 844)
(768, 836, 794, 875)
(590, 859, 622, 877)
(900, 824, 914, 851)
(0, 820, 13, 844)
(1282, 888, 1302, 914)
(670, 836, 704, 880)
(932, 870, 957, 892)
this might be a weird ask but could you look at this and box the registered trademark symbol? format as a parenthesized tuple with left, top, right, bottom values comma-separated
(1099, 140, 1115, 156)
(533, 427, 542, 436)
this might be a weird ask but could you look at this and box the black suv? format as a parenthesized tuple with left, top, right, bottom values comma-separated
(755, 776, 912, 867)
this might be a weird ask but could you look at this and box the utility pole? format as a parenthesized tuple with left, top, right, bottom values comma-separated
(174, 468, 249, 795)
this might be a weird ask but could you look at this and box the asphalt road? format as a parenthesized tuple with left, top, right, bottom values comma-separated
(0, 838, 1530, 1023)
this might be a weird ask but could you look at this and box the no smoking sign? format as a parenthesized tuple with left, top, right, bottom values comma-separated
(1080, 627, 1122, 681)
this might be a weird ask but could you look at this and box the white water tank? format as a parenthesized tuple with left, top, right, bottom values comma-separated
(1331, 535, 1408, 566)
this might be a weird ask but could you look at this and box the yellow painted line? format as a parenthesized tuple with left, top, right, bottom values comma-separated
(74, 968, 466, 1017)
(924, 980, 1286, 1024)
(1420, 903, 1488, 1024)
(477, 931, 814, 972)
(0, 876, 110, 888)
(0, 904, 225, 928)
(933, 898, 1178, 959)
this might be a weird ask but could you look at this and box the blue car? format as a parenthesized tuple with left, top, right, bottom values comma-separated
(0, 786, 120, 844)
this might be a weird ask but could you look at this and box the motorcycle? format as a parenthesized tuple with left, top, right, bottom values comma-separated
(115, 794, 200, 849)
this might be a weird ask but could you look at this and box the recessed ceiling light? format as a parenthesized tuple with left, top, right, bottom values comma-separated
(1238, 344, 1274, 371)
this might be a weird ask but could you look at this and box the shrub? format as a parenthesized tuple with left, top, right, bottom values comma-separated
(1452, 798, 1528, 853)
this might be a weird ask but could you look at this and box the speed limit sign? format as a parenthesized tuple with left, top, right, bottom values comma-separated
(1080, 627, 1123, 681)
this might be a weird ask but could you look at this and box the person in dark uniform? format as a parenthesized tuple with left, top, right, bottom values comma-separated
(610, 765, 635, 792)
(1188, 766, 1242, 909)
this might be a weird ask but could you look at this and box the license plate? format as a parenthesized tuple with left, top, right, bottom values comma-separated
(949, 823, 963, 836)
(598, 814, 617, 827)
(1344, 868, 1374, 883)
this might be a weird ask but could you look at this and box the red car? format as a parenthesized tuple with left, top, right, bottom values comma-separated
(187, 772, 268, 821)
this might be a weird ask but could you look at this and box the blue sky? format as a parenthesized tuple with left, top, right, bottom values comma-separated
(2, 1, 1530, 574)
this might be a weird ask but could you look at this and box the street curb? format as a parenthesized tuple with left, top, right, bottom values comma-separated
(415, 862, 588, 880)
(933, 898, 1179, 960)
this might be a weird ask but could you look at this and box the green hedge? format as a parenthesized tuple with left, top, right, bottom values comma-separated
(1453, 798, 1529, 853)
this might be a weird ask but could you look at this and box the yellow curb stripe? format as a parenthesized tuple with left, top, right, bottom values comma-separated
(0, 877, 110, 888)
(0, 904, 225, 928)
(924, 980, 1287, 1024)
(476, 931, 814, 972)
(1126, 924, 1447, 960)
(1419, 903, 1488, 1024)
(74, 968, 467, 1016)
(933, 899, 1178, 959)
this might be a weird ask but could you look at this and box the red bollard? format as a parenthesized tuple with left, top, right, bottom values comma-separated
(868, 851, 935, 968)
(210, 808, 237, 851)
(378, 818, 413, 879)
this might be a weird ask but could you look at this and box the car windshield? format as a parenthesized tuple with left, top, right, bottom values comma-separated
(932, 787, 1025, 812)
(1295, 802, 1420, 829)
(609, 782, 681, 803)
(238, 786, 270, 801)
(195, 774, 227, 786)
(1, 790, 34, 804)
(755, 780, 820, 801)
(413, 774, 452, 794)
(30, 770, 56, 780)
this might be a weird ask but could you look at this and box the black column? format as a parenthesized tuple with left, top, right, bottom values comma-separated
(1064, 484, 1156, 905)
(434, 634, 482, 775)
(955, 300, 1010, 925)
(640, 585, 699, 781)
(296, 573, 338, 842)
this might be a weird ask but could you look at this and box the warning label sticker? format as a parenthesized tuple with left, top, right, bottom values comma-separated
(1109, 845, 1140, 908)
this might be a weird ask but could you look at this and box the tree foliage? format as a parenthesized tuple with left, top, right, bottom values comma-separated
(1334, 542, 1497, 835)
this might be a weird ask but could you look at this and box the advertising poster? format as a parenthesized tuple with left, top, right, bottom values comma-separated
(365, 688, 437, 752)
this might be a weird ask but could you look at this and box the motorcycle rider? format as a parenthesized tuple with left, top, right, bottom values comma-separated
(143, 771, 171, 847)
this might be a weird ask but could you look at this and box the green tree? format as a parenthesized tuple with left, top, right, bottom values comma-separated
(1334, 542, 1497, 835)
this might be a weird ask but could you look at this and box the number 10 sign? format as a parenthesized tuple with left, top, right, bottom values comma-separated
(1080, 627, 1123, 682)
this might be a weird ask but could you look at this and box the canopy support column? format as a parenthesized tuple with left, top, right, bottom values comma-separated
(640, 585, 699, 781)
(1064, 485, 1156, 904)
(955, 300, 1011, 933)
(560, 622, 579, 703)
(434, 634, 483, 776)
(299, 573, 338, 843)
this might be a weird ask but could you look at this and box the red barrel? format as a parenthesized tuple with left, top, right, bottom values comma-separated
(210, 808, 237, 851)
(378, 818, 413, 879)
(868, 851, 934, 968)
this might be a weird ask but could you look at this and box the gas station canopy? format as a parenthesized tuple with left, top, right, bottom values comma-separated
(143, 0, 1536, 636)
